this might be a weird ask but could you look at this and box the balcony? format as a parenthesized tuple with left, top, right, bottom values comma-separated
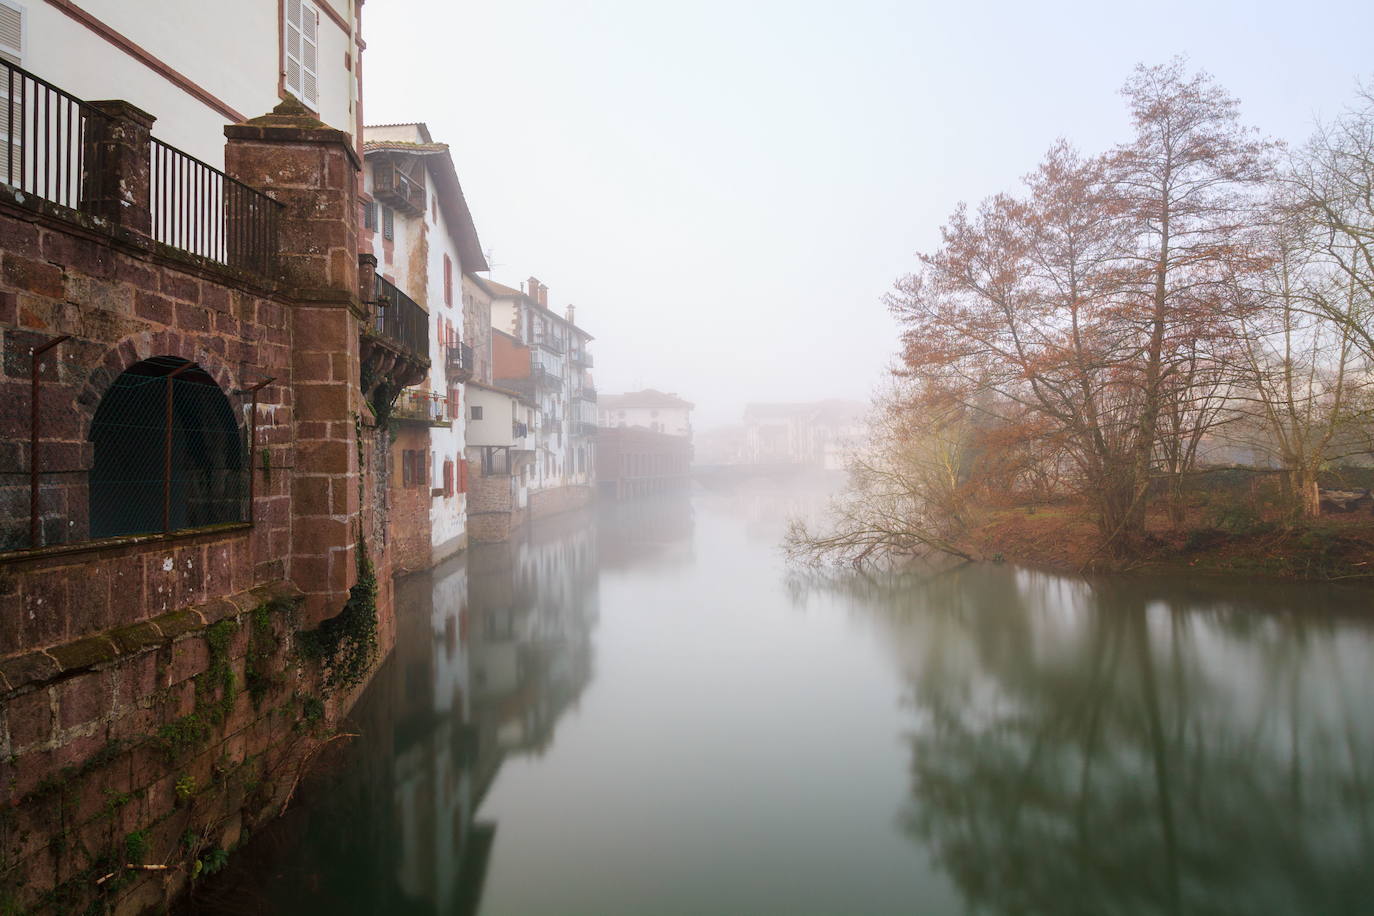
(572, 350, 594, 368)
(372, 275, 429, 359)
(513, 421, 529, 439)
(574, 421, 597, 437)
(445, 342, 473, 382)
(0, 60, 281, 277)
(544, 418, 563, 435)
(391, 389, 452, 425)
(533, 334, 565, 355)
(371, 157, 426, 217)
(576, 386, 597, 402)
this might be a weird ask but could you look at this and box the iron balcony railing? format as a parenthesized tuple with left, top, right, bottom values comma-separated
(374, 275, 429, 358)
(576, 386, 597, 402)
(445, 341, 473, 377)
(0, 59, 109, 210)
(0, 60, 281, 277)
(533, 333, 565, 356)
(574, 421, 597, 437)
(545, 418, 563, 435)
(150, 138, 281, 276)
(530, 361, 561, 391)
(392, 389, 451, 424)
(571, 350, 594, 368)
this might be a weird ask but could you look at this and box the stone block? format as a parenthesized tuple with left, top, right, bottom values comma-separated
(56, 670, 111, 730)
(2, 254, 64, 299)
(7, 686, 54, 750)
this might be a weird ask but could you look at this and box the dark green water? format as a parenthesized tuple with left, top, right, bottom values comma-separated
(197, 482, 1374, 915)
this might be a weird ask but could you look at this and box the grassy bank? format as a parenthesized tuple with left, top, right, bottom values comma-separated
(969, 503, 1374, 582)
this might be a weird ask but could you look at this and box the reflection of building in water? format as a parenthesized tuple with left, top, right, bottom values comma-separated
(596, 491, 696, 571)
(192, 510, 600, 915)
(470, 511, 598, 769)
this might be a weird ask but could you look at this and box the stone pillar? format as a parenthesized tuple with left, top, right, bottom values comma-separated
(82, 100, 155, 235)
(224, 98, 364, 626)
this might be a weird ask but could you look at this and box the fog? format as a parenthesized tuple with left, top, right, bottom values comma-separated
(361, 0, 1374, 430)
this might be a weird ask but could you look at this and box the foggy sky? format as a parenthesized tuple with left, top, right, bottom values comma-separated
(361, 0, 1374, 430)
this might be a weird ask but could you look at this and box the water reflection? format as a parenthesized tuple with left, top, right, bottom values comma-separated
(192, 512, 600, 915)
(805, 566, 1374, 916)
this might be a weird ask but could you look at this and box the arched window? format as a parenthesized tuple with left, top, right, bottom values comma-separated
(89, 356, 246, 538)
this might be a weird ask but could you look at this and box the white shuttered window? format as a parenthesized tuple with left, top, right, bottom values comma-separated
(284, 0, 319, 110)
(0, 0, 23, 186)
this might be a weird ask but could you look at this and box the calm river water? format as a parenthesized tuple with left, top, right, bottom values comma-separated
(199, 479, 1374, 915)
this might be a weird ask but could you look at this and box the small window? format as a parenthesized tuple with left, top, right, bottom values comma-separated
(284, 0, 320, 110)
(382, 206, 394, 241)
(416, 450, 426, 487)
(363, 200, 377, 230)
(470, 405, 483, 420)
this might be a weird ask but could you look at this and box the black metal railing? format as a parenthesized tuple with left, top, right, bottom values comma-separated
(0, 59, 111, 211)
(445, 342, 473, 377)
(533, 334, 565, 355)
(572, 350, 594, 368)
(530, 360, 562, 391)
(151, 138, 281, 276)
(374, 275, 429, 358)
(574, 421, 597, 437)
(577, 386, 597, 402)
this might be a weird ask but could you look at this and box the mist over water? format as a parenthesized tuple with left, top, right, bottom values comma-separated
(200, 478, 1374, 916)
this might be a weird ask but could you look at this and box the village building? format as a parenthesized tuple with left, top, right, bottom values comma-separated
(5, 0, 364, 167)
(462, 273, 537, 543)
(742, 400, 867, 469)
(487, 277, 597, 519)
(361, 123, 486, 568)
(598, 389, 694, 439)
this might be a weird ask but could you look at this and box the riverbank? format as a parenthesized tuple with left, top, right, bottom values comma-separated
(970, 504, 1374, 582)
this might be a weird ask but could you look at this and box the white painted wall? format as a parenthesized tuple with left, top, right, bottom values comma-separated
(466, 387, 516, 448)
(18, 0, 358, 168)
(599, 404, 692, 438)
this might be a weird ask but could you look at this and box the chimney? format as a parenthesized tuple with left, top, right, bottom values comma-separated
(565, 304, 576, 326)
(537, 283, 549, 308)
(527, 276, 540, 303)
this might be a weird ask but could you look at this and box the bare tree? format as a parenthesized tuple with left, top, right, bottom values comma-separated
(784, 388, 977, 568)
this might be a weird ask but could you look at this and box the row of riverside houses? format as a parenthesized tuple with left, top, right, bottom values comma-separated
(359, 125, 597, 566)
(0, 2, 594, 912)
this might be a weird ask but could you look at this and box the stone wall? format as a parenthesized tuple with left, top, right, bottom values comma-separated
(0, 97, 396, 915)
(528, 484, 594, 521)
(0, 582, 327, 914)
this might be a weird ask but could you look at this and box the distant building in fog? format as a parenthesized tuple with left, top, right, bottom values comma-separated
(599, 389, 694, 439)
(742, 400, 868, 469)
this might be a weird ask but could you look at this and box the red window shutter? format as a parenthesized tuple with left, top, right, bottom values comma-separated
(444, 255, 453, 306)
(443, 459, 454, 498)
(459, 458, 469, 493)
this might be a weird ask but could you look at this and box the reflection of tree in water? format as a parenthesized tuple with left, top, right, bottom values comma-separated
(816, 568, 1374, 916)
(188, 512, 602, 916)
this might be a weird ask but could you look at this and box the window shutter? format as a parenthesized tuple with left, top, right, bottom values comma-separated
(459, 459, 469, 494)
(0, 0, 21, 185)
(285, 0, 302, 101)
(363, 200, 376, 230)
(443, 255, 452, 306)
(0, 0, 23, 66)
(443, 459, 454, 498)
(383, 206, 394, 240)
(417, 450, 426, 487)
(300, 2, 319, 108)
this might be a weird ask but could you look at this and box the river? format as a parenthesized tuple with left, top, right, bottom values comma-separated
(195, 478, 1374, 915)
